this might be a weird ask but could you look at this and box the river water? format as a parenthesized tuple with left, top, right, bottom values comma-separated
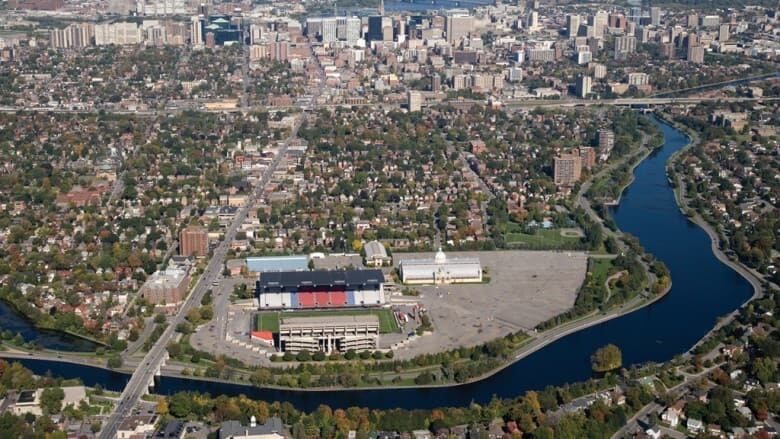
(2, 117, 754, 412)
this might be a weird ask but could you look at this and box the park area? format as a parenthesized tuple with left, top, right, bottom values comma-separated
(504, 223, 586, 250)
(255, 309, 399, 334)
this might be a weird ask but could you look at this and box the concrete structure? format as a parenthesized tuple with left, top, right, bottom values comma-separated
(179, 224, 208, 257)
(219, 417, 284, 439)
(398, 248, 482, 285)
(575, 74, 592, 98)
(408, 90, 422, 112)
(614, 35, 636, 59)
(687, 45, 705, 64)
(598, 129, 614, 153)
(364, 240, 391, 267)
(554, 154, 582, 186)
(139, 268, 190, 305)
(95, 22, 142, 46)
(446, 13, 474, 45)
(256, 269, 385, 309)
(566, 14, 580, 38)
(278, 314, 379, 353)
(50, 23, 94, 49)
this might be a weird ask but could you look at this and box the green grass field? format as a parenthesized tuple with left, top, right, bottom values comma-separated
(255, 309, 399, 334)
(589, 258, 615, 283)
(505, 228, 584, 249)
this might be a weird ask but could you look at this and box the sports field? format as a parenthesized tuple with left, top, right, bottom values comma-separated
(255, 309, 399, 334)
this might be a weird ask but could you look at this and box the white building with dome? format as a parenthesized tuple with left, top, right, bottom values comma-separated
(398, 249, 483, 285)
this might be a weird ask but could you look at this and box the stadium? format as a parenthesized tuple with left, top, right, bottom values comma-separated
(255, 269, 386, 309)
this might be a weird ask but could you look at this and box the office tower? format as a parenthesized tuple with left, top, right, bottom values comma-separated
(699, 15, 720, 28)
(367, 15, 392, 42)
(629, 7, 642, 23)
(446, 13, 473, 44)
(649, 7, 661, 26)
(718, 23, 729, 41)
(591, 62, 606, 79)
(590, 10, 608, 38)
(526, 10, 539, 31)
(190, 15, 203, 46)
(687, 45, 704, 63)
(614, 35, 636, 59)
(321, 17, 337, 42)
(431, 74, 441, 92)
(575, 74, 592, 98)
(180, 225, 208, 257)
(566, 14, 580, 38)
(554, 154, 582, 186)
(407, 91, 422, 112)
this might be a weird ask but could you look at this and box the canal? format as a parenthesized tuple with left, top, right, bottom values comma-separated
(2, 117, 755, 412)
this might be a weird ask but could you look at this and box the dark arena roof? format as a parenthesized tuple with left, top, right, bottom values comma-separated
(256, 269, 384, 294)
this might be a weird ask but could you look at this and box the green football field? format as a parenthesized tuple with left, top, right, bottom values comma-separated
(255, 308, 399, 334)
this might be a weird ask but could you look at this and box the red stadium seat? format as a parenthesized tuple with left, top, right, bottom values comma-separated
(330, 291, 347, 306)
(297, 292, 315, 308)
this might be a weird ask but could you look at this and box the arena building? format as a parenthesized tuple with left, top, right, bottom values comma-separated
(255, 269, 385, 309)
(398, 249, 482, 285)
(278, 314, 379, 353)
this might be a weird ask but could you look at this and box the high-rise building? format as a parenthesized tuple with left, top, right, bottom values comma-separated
(566, 14, 580, 38)
(614, 35, 636, 59)
(579, 146, 596, 169)
(526, 10, 539, 31)
(50, 23, 94, 49)
(95, 22, 142, 45)
(554, 154, 582, 186)
(687, 45, 704, 64)
(431, 74, 441, 92)
(180, 225, 209, 257)
(190, 15, 203, 46)
(407, 90, 422, 112)
(590, 10, 608, 38)
(591, 62, 606, 79)
(575, 74, 592, 98)
(649, 7, 661, 26)
(446, 13, 473, 44)
(598, 129, 614, 152)
(718, 23, 729, 41)
(699, 15, 720, 28)
(627, 72, 649, 86)
(367, 15, 392, 42)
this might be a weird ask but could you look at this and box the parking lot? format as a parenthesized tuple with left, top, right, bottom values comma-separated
(390, 250, 588, 359)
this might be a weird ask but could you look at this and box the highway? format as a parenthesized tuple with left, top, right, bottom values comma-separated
(97, 114, 305, 439)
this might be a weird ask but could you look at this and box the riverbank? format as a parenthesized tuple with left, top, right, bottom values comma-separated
(653, 111, 771, 354)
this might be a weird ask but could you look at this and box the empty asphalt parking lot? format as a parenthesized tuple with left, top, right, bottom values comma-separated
(391, 250, 588, 359)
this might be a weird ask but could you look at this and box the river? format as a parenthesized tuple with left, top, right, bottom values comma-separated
(2, 117, 755, 412)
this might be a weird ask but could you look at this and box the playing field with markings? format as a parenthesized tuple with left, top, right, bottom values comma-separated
(255, 309, 399, 334)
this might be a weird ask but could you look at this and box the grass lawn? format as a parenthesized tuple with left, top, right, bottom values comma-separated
(505, 228, 584, 249)
(256, 309, 399, 334)
(255, 312, 280, 333)
(589, 258, 615, 283)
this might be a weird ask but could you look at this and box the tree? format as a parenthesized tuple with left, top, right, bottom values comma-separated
(107, 355, 123, 369)
(39, 387, 65, 415)
(591, 344, 622, 373)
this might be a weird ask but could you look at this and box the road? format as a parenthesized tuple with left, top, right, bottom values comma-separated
(98, 114, 306, 439)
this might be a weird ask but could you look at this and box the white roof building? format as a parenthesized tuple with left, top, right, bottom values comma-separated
(398, 249, 482, 285)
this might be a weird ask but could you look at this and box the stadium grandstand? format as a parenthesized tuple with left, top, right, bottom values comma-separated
(256, 269, 386, 309)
